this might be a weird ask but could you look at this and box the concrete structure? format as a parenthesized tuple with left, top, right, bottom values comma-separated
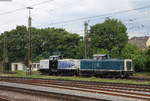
(0, 81, 137, 101)
(11, 62, 39, 72)
(31, 62, 40, 71)
(128, 36, 150, 49)
(11, 63, 25, 71)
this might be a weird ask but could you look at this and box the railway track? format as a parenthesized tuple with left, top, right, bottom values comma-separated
(0, 76, 150, 101)
(0, 98, 9, 101)
(0, 86, 102, 101)
(127, 77, 150, 81)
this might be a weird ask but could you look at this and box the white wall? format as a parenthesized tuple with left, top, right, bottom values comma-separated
(11, 62, 40, 72)
(31, 63, 40, 71)
(11, 63, 25, 71)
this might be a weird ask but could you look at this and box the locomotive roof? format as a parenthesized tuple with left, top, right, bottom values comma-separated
(50, 55, 61, 57)
(93, 54, 108, 56)
(81, 59, 131, 61)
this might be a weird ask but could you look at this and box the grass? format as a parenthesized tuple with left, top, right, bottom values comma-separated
(0, 71, 150, 85)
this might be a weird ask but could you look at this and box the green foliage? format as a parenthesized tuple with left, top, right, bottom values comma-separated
(110, 47, 120, 58)
(94, 48, 109, 54)
(0, 18, 149, 73)
(145, 48, 150, 72)
(0, 26, 82, 62)
(89, 19, 128, 53)
(74, 39, 84, 59)
(0, 26, 28, 62)
(88, 19, 149, 72)
(120, 43, 147, 72)
(0, 72, 150, 85)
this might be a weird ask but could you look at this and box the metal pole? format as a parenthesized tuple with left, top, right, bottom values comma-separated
(1, 0, 11, 73)
(27, 7, 33, 75)
(84, 21, 88, 59)
(3, 35, 7, 72)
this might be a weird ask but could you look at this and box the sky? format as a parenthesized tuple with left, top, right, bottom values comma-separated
(0, 0, 150, 38)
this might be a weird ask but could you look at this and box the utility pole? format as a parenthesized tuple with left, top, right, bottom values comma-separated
(84, 21, 88, 59)
(1, 0, 12, 73)
(3, 34, 8, 73)
(27, 7, 33, 75)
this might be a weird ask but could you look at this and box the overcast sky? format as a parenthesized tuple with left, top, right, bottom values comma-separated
(0, 0, 150, 37)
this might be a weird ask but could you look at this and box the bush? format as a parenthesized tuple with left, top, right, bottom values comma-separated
(120, 43, 146, 72)
(145, 48, 150, 72)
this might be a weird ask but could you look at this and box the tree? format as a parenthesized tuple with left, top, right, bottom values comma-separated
(0, 26, 82, 63)
(31, 27, 82, 59)
(145, 47, 150, 72)
(1, 26, 28, 62)
(89, 19, 128, 54)
(120, 43, 146, 72)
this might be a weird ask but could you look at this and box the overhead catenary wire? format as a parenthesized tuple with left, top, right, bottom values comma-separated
(34, 5, 150, 37)
(0, 0, 55, 31)
(48, 16, 149, 37)
(0, 0, 54, 16)
(0, 1, 150, 36)
(0, 1, 149, 27)
(36, 4, 150, 28)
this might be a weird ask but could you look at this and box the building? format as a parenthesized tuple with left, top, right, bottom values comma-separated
(11, 62, 25, 71)
(11, 62, 40, 72)
(31, 62, 40, 71)
(128, 36, 150, 49)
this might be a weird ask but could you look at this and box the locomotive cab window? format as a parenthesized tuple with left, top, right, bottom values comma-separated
(93, 54, 111, 60)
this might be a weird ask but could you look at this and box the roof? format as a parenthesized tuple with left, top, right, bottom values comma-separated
(128, 36, 149, 49)
(93, 54, 108, 56)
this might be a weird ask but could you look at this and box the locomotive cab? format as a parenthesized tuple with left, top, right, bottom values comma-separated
(48, 55, 63, 75)
(93, 54, 111, 60)
(49, 55, 63, 60)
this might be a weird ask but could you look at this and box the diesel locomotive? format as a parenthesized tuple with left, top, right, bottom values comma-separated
(39, 54, 133, 78)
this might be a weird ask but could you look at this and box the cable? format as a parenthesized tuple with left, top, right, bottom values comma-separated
(0, 0, 54, 16)
(29, 0, 54, 7)
(31, 1, 80, 17)
(36, 5, 150, 27)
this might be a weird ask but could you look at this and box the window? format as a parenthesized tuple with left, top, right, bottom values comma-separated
(14, 64, 18, 71)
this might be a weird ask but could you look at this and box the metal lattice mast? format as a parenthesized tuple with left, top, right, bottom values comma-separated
(84, 21, 88, 59)
(27, 7, 33, 75)
(1, 0, 12, 73)
(3, 34, 8, 72)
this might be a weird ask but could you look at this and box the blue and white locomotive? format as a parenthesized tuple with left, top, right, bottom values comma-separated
(39, 54, 133, 78)
(39, 55, 80, 75)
